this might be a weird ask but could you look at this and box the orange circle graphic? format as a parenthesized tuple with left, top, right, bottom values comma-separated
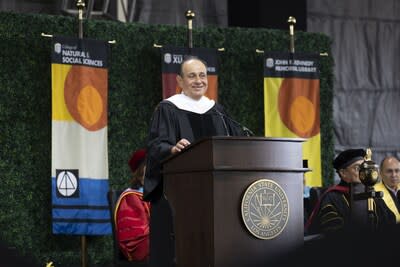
(64, 65, 108, 131)
(278, 78, 320, 138)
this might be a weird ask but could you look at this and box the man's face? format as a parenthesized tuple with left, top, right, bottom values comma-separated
(176, 59, 208, 100)
(380, 157, 400, 190)
(339, 159, 364, 183)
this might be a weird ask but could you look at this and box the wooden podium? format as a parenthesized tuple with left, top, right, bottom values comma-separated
(163, 136, 306, 267)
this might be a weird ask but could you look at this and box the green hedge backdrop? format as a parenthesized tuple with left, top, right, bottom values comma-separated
(0, 11, 333, 266)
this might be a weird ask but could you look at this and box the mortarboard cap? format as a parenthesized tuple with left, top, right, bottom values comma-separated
(333, 149, 365, 170)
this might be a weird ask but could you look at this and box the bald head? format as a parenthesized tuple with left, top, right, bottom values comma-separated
(176, 57, 208, 100)
(179, 56, 208, 76)
(379, 156, 400, 190)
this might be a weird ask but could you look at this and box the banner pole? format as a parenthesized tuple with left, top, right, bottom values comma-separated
(185, 10, 195, 49)
(77, 0, 85, 39)
(81, 235, 87, 267)
(288, 16, 296, 53)
(77, 3, 87, 267)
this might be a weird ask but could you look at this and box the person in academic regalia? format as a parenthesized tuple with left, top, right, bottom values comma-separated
(115, 148, 150, 262)
(305, 149, 396, 236)
(374, 156, 400, 223)
(143, 56, 247, 267)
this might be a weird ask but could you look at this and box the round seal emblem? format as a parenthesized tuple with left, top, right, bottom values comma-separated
(241, 179, 289, 239)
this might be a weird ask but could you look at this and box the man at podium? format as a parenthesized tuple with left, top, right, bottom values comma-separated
(143, 56, 246, 267)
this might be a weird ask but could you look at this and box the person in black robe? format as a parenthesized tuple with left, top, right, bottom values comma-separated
(143, 56, 247, 267)
(305, 149, 396, 236)
(373, 156, 400, 221)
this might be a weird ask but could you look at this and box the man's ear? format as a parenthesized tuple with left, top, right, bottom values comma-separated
(176, 74, 183, 88)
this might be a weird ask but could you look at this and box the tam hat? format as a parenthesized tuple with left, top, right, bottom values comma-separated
(128, 148, 146, 173)
(333, 149, 365, 170)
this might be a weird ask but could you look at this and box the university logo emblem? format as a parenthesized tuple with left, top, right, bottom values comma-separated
(241, 179, 289, 239)
(56, 169, 79, 198)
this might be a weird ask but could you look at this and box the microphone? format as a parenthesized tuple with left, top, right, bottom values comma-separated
(242, 125, 255, 137)
(214, 109, 255, 137)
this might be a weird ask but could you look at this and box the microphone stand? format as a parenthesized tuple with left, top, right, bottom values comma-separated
(214, 109, 230, 136)
(214, 109, 254, 137)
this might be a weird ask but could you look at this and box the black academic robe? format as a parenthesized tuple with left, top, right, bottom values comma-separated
(143, 100, 245, 267)
(144, 100, 245, 201)
(306, 181, 396, 235)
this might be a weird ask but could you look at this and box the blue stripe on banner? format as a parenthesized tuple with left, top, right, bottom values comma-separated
(52, 221, 111, 236)
(51, 177, 112, 235)
(52, 208, 110, 220)
(52, 177, 109, 206)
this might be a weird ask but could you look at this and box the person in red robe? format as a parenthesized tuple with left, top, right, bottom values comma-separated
(115, 148, 150, 261)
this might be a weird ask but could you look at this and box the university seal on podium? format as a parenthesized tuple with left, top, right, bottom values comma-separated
(241, 179, 289, 239)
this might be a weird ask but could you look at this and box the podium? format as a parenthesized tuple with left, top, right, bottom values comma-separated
(163, 136, 307, 267)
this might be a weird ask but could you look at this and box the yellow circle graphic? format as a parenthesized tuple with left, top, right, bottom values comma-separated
(77, 85, 103, 127)
(290, 96, 315, 134)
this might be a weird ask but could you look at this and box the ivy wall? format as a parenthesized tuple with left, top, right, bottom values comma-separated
(0, 11, 333, 266)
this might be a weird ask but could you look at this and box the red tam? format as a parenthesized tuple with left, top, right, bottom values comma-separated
(128, 149, 146, 173)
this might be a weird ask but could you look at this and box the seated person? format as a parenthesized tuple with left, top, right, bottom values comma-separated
(305, 149, 395, 235)
(115, 148, 150, 261)
(373, 156, 400, 222)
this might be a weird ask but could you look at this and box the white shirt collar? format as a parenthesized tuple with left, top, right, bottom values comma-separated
(166, 93, 215, 114)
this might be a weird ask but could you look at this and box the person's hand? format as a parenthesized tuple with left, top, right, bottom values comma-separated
(171, 138, 190, 154)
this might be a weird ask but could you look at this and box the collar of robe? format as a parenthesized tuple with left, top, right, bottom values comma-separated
(166, 92, 215, 114)
(374, 182, 400, 223)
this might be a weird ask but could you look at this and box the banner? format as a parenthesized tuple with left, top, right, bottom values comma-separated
(51, 36, 111, 235)
(264, 52, 321, 186)
(161, 46, 218, 100)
